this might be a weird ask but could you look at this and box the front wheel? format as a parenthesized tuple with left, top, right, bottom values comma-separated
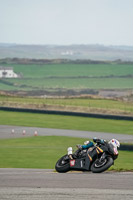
(55, 155, 70, 173)
(91, 156, 114, 173)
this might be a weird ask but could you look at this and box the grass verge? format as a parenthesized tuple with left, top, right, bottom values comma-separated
(0, 110, 133, 135)
(0, 95, 133, 116)
(0, 136, 132, 171)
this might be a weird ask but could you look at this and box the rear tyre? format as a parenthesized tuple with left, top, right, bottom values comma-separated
(91, 156, 113, 173)
(55, 155, 70, 173)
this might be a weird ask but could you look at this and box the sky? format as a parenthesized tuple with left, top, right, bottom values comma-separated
(0, 0, 133, 46)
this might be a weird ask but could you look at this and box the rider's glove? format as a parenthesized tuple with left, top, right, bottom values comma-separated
(76, 144, 82, 150)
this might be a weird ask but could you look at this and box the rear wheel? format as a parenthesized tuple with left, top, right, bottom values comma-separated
(91, 156, 113, 173)
(55, 155, 70, 173)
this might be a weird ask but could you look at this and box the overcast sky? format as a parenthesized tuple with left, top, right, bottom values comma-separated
(0, 0, 133, 46)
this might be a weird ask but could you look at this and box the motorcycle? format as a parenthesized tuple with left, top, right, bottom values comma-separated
(55, 138, 120, 173)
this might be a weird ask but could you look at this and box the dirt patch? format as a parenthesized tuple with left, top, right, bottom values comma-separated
(1, 89, 133, 99)
(0, 102, 133, 116)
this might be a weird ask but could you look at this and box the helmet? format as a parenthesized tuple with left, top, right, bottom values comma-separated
(108, 139, 120, 148)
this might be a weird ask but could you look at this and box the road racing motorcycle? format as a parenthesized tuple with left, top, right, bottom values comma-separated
(55, 138, 120, 173)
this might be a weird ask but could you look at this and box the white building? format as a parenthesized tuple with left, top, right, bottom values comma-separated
(61, 51, 74, 56)
(0, 67, 18, 78)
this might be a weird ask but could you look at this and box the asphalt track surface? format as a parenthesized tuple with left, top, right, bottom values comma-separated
(0, 125, 133, 143)
(0, 125, 133, 199)
(0, 169, 133, 200)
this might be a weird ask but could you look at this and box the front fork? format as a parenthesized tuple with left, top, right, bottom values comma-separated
(99, 152, 114, 164)
(99, 152, 106, 162)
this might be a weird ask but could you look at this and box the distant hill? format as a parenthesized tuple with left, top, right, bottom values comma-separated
(0, 43, 133, 61)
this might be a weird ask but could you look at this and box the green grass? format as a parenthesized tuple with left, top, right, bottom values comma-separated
(0, 136, 132, 171)
(110, 150, 133, 171)
(0, 110, 133, 135)
(0, 136, 85, 169)
(1, 63, 133, 90)
(12, 63, 133, 78)
(1, 95, 133, 114)
(4, 77, 133, 90)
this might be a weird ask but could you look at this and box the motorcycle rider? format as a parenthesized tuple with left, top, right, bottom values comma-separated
(76, 138, 104, 150)
(74, 139, 95, 158)
(76, 140, 94, 151)
(74, 138, 120, 158)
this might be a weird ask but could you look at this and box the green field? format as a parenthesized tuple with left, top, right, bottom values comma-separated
(3, 77, 133, 90)
(0, 110, 133, 135)
(1, 63, 133, 116)
(12, 63, 133, 78)
(1, 63, 133, 90)
(0, 95, 133, 115)
(0, 136, 132, 171)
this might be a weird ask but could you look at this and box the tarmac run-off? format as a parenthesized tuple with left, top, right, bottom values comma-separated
(0, 169, 133, 200)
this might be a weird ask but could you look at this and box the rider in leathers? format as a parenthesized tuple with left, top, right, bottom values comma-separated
(75, 138, 105, 157)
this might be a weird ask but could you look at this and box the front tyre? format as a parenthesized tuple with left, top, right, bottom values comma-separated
(55, 155, 70, 173)
(91, 156, 114, 173)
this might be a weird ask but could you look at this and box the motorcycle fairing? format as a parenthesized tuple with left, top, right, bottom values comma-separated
(69, 154, 91, 171)
(69, 146, 100, 171)
(70, 159, 76, 167)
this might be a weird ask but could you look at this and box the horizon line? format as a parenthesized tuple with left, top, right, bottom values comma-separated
(0, 42, 133, 47)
